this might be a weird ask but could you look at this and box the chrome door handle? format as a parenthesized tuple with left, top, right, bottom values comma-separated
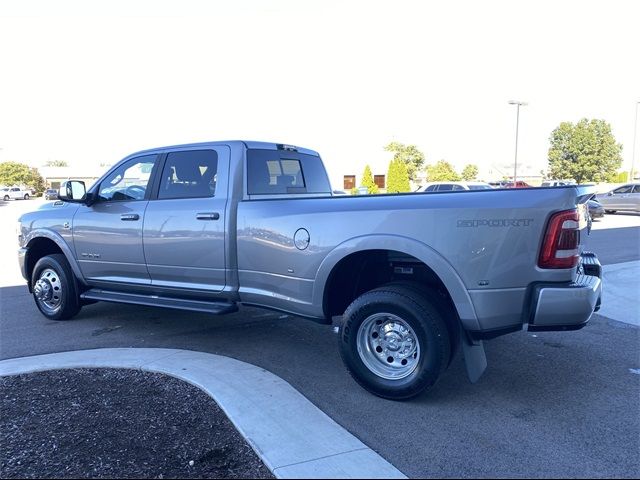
(196, 212, 220, 220)
(120, 213, 140, 221)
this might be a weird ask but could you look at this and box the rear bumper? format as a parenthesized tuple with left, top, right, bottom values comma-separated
(528, 253, 602, 332)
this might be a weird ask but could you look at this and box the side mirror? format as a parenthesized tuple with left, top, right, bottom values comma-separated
(58, 180, 87, 203)
(607, 191, 613, 196)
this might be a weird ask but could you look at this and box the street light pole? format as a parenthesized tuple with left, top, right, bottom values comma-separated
(631, 101, 640, 181)
(508, 100, 527, 184)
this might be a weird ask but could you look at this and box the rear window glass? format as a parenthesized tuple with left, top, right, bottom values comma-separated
(247, 149, 331, 195)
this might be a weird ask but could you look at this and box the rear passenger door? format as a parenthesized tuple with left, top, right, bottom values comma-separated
(143, 147, 230, 293)
(608, 184, 634, 209)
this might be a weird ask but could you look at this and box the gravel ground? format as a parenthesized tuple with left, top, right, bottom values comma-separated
(0, 369, 274, 479)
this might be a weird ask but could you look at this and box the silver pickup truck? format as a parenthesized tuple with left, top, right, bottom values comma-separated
(17, 141, 602, 399)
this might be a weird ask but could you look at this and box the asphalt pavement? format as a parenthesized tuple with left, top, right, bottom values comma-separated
(1, 198, 639, 478)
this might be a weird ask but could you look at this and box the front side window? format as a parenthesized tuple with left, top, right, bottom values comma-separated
(613, 185, 633, 194)
(438, 184, 454, 191)
(158, 150, 218, 200)
(98, 155, 157, 201)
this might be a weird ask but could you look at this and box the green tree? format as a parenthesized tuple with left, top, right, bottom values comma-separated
(426, 160, 460, 181)
(386, 159, 410, 193)
(361, 164, 379, 194)
(0, 162, 45, 192)
(45, 160, 68, 167)
(384, 142, 425, 182)
(547, 118, 623, 183)
(461, 164, 479, 181)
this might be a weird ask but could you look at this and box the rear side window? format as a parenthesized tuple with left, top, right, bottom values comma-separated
(424, 185, 438, 192)
(158, 150, 218, 200)
(438, 184, 454, 191)
(247, 149, 330, 195)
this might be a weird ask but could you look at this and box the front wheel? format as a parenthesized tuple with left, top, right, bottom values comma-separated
(339, 284, 451, 400)
(31, 254, 81, 320)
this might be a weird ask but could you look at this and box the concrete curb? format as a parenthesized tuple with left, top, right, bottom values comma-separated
(597, 261, 640, 326)
(0, 348, 406, 479)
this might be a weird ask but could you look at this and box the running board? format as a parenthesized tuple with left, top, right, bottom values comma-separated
(80, 289, 238, 315)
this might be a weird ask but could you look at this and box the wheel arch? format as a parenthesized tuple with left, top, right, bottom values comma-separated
(315, 235, 479, 331)
(24, 231, 85, 290)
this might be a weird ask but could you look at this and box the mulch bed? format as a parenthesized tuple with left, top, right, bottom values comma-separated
(0, 368, 274, 479)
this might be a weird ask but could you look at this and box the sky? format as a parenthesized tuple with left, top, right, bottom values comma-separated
(0, 0, 639, 187)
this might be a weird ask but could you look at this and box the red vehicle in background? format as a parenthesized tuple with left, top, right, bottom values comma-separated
(505, 180, 531, 188)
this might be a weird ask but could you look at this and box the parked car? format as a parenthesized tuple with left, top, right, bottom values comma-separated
(541, 180, 576, 187)
(416, 181, 493, 192)
(2, 186, 31, 200)
(596, 183, 640, 214)
(504, 181, 531, 188)
(44, 189, 59, 200)
(18, 140, 602, 400)
(488, 181, 509, 188)
(587, 197, 605, 219)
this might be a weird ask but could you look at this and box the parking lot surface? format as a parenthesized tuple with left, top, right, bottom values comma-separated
(1, 199, 638, 478)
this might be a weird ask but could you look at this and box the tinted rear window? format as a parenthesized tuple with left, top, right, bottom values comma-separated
(247, 149, 331, 195)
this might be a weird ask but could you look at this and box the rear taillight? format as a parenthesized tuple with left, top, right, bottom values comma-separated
(538, 209, 580, 269)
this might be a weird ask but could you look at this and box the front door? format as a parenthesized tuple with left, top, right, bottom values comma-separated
(143, 147, 229, 293)
(604, 184, 634, 210)
(72, 154, 159, 285)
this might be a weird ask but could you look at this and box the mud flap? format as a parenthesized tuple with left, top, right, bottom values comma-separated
(461, 327, 487, 383)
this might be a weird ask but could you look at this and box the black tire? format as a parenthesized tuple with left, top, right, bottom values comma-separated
(23, 193, 29, 200)
(3, 195, 9, 201)
(339, 284, 451, 400)
(605, 210, 616, 214)
(31, 254, 81, 320)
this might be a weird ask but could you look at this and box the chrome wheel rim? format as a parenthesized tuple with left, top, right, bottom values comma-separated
(356, 313, 420, 380)
(34, 268, 63, 313)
